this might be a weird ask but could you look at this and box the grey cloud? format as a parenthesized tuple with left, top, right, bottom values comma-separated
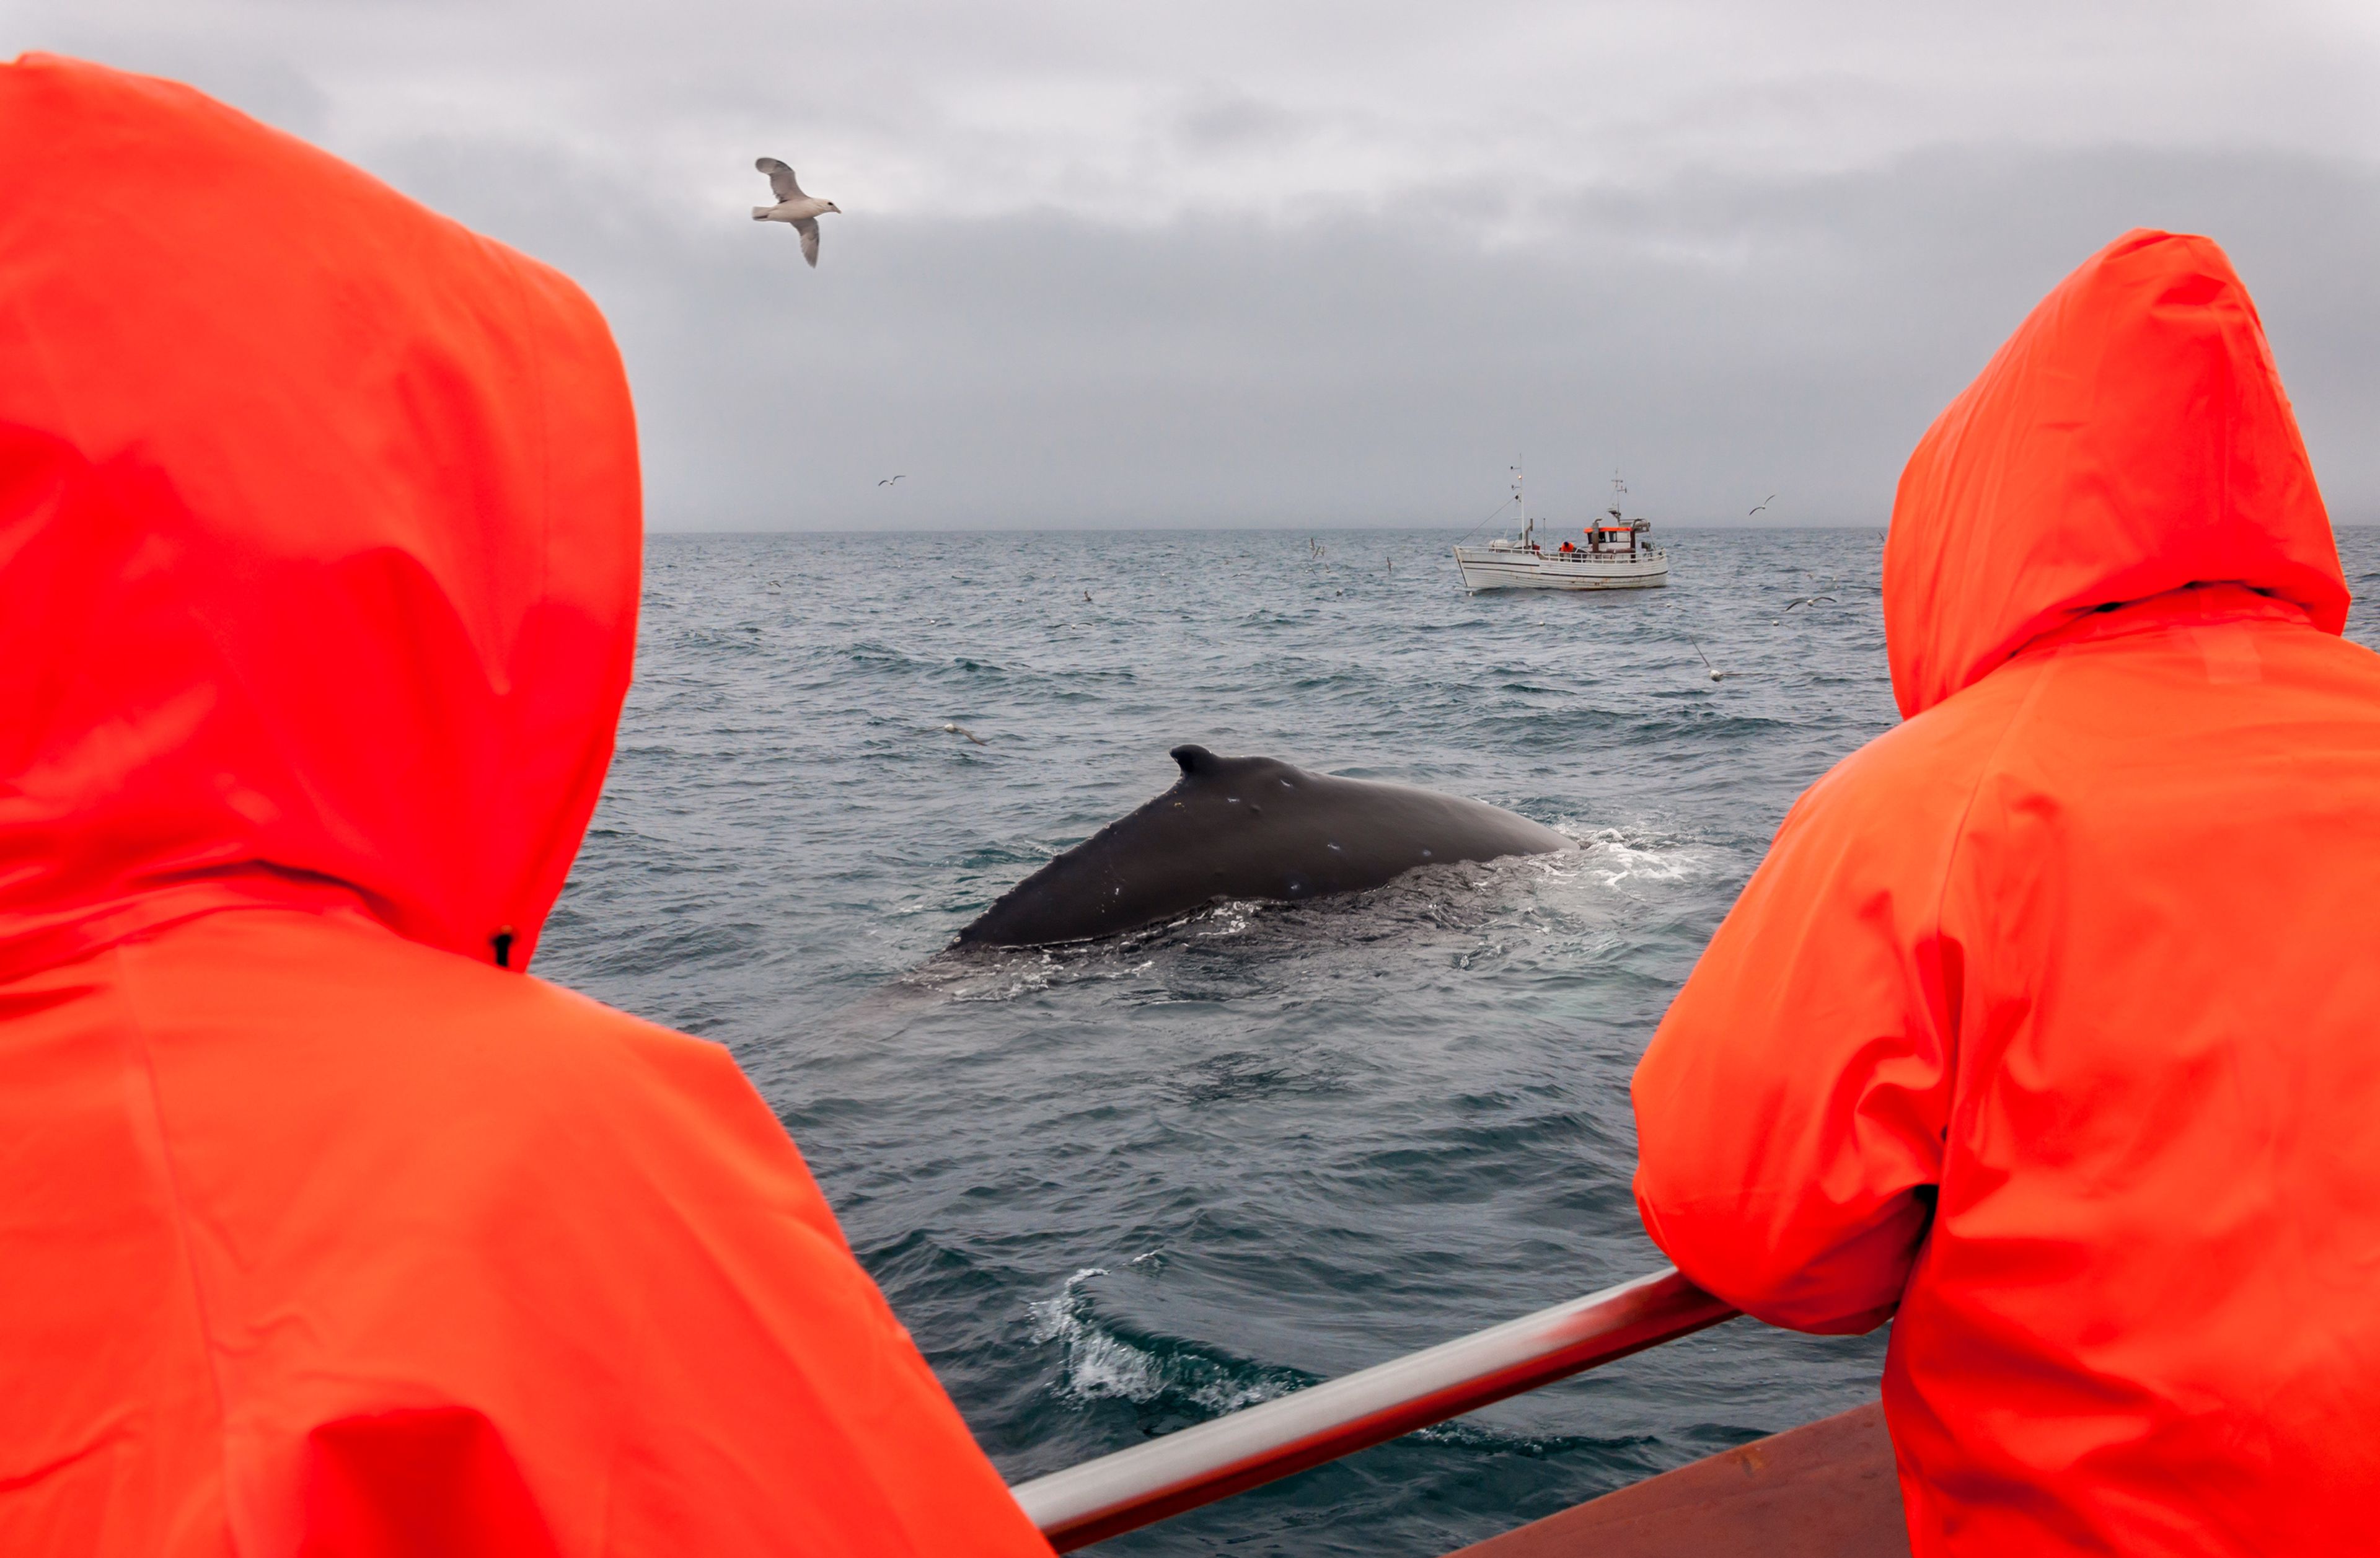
(1173, 87, 1309, 154)
(19, 1, 2379, 221)
(374, 136, 2379, 532)
(10, 5, 2376, 534)
(13, 26, 332, 140)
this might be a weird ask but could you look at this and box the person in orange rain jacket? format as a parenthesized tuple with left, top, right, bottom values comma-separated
(0, 55, 1052, 1558)
(1633, 228, 2380, 1556)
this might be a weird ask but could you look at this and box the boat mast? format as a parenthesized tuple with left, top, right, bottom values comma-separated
(1514, 457, 1530, 548)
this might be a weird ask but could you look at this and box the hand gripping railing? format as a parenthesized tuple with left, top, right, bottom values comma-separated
(1009, 1266, 1737, 1551)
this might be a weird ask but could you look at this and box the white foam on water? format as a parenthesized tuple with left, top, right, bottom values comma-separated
(1026, 1265, 1298, 1414)
(1567, 825, 1712, 889)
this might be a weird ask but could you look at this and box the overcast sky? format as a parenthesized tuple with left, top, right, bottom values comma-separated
(12, 2, 2379, 530)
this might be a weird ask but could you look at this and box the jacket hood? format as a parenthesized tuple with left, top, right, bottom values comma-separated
(0, 55, 640, 977)
(1882, 229, 2345, 718)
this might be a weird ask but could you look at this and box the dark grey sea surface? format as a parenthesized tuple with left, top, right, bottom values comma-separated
(539, 525, 2380, 1556)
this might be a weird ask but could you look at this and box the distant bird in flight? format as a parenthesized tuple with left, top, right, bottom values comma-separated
(878, 475, 905, 486)
(1785, 594, 1837, 611)
(752, 157, 840, 267)
(1748, 493, 1777, 516)
(1690, 638, 1733, 682)
(940, 722, 986, 746)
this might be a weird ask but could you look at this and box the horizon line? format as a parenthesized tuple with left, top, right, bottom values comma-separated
(645, 516, 2380, 539)
(645, 520, 1898, 538)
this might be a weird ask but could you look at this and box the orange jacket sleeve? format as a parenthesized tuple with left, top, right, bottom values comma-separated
(1631, 682, 2025, 1334)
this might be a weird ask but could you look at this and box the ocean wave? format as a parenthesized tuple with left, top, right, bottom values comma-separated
(1028, 1266, 1315, 1417)
(1023, 1267, 1668, 1459)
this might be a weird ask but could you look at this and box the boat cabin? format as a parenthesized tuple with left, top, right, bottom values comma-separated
(1564, 518, 1650, 558)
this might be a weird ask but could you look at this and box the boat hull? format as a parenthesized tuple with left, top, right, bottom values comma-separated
(1452, 546, 1668, 592)
(1445, 1400, 1906, 1557)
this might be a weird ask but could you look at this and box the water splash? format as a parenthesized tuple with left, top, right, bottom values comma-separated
(1573, 826, 1712, 889)
(1027, 1267, 1312, 1415)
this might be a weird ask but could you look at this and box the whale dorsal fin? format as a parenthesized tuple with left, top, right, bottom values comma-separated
(1171, 744, 1220, 777)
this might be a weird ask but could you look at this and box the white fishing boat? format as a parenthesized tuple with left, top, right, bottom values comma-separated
(1453, 470, 1668, 592)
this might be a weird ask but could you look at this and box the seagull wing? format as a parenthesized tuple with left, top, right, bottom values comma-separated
(1691, 638, 1715, 671)
(756, 156, 804, 202)
(793, 216, 820, 267)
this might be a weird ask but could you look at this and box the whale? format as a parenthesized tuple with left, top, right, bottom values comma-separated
(955, 745, 1574, 948)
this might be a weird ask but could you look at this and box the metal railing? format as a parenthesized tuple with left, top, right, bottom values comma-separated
(1009, 1266, 1737, 1551)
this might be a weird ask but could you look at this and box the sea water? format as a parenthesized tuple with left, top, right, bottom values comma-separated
(537, 526, 2380, 1556)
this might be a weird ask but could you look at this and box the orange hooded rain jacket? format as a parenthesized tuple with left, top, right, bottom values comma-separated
(1633, 229, 2380, 1555)
(0, 55, 1051, 1558)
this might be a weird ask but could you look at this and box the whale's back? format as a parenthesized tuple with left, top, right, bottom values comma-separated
(955, 746, 1571, 948)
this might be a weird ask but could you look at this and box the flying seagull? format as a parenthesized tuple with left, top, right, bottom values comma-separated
(1785, 594, 1837, 611)
(940, 722, 986, 746)
(878, 475, 905, 486)
(752, 157, 840, 267)
(1690, 638, 1732, 682)
(1748, 493, 1777, 516)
